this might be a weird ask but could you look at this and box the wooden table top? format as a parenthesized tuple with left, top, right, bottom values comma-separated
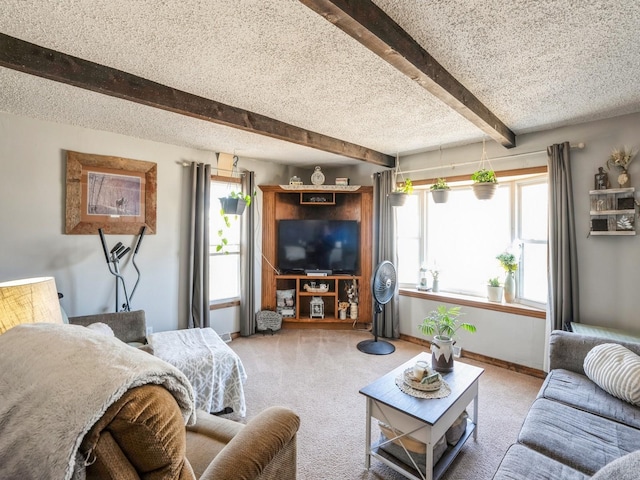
(359, 352, 484, 425)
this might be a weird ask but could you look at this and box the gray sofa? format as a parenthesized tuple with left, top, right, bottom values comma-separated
(493, 330, 640, 479)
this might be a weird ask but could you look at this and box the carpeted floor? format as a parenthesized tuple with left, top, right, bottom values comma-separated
(228, 329, 543, 480)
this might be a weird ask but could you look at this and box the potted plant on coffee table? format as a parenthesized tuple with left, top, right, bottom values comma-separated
(418, 305, 476, 372)
(430, 178, 450, 204)
(487, 277, 503, 303)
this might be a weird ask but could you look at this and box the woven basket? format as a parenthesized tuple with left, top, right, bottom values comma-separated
(256, 310, 283, 332)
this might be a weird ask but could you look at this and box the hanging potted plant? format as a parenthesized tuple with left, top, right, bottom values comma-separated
(471, 168, 498, 200)
(487, 277, 503, 303)
(471, 139, 498, 200)
(430, 178, 450, 204)
(388, 178, 413, 207)
(219, 191, 252, 215)
(418, 305, 476, 372)
(496, 250, 518, 303)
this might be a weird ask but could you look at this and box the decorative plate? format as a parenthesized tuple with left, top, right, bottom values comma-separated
(403, 368, 442, 392)
(311, 166, 325, 185)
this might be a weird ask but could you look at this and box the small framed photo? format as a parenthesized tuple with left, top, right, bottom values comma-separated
(591, 219, 609, 231)
(617, 197, 635, 210)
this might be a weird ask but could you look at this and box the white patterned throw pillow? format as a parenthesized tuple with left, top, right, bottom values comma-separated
(584, 343, 640, 406)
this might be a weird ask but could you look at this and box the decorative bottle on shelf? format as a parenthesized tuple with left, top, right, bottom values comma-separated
(350, 303, 358, 320)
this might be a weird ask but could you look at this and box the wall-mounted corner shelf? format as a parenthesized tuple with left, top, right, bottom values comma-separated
(589, 187, 636, 236)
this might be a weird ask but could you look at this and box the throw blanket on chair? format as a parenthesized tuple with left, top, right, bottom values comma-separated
(149, 327, 247, 416)
(0, 323, 195, 480)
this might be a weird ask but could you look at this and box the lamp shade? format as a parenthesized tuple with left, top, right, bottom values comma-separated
(0, 277, 63, 334)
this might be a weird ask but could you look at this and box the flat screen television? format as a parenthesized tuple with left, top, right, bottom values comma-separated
(277, 219, 359, 274)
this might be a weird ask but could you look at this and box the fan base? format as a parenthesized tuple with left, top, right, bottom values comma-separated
(357, 339, 395, 355)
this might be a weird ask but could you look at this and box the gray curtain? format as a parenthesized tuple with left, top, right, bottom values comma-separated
(547, 142, 579, 331)
(188, 162, 211, 329)
(240, 171, 256, 336)
(372, 170, 400, 339)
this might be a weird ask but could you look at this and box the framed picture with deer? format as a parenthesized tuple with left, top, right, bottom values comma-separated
(65, 150, 157, 234)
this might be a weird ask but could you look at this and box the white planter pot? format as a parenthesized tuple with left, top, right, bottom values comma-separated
(487, 285, 504, 302)
(431, 189, 450, 204)
(472, 182, 498, 200)
(431, 335, 455, 372)
(388, 191, 408, 207)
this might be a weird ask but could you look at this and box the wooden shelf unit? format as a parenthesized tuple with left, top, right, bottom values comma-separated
(589, 187, 636, 236)
(260, 185, 373, 326)
(276, 275, 361, 321)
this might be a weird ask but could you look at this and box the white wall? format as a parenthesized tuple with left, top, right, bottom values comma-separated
(0, 112, 287, 334)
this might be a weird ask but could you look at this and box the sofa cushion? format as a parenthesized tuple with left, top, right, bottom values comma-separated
(86, 322, 115, 337)
(518, 398, 640, 475)
(591, 450, 640, 480)
(538, 369, 640, 429)
(492, 444, 589, 480)
(584, 343, 640, 406)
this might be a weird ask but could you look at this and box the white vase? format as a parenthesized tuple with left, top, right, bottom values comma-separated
(432, 278, 439, 293)
(431, 335, 455, 372)
(339, 309, 347, 320)
(350, 303, 358, 320)
(504, 271, 516, 303)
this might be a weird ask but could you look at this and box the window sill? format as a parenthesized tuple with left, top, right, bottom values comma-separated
(209, 299, 240, 311)
(399, 288, 546, 319)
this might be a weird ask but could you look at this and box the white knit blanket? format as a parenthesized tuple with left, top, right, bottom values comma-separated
(0, 323, 195, 480)
(149, 328, 247, 416)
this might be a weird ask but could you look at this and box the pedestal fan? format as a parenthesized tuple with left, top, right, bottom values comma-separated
(357, 260, 396, 355)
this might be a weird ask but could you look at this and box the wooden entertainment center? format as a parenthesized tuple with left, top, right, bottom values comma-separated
(259, 184, 373, 328)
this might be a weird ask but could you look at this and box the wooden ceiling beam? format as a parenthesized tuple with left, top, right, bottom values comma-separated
(0, 33, 395, 167)
(299, 0, 516, 148)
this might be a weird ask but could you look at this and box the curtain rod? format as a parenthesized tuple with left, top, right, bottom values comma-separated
(176, 160, 246, 176)
(401, 142, 585, 175)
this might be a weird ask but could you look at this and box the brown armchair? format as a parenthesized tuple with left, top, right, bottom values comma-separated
(66, 312, 301, 478)
(82, 384, 299, 480)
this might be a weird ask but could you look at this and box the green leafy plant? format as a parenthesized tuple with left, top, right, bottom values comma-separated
(418, 305, 476, 340)
(396, 178, 413, 194)
(216, 190, 254, 253)
(496, 251, 518, 273)
(471, 168, 497, 184)
(488, 277, 501, 287)
(430, 178, 449, 190)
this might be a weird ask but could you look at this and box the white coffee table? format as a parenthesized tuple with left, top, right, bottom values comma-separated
(359, 352, 484, 480)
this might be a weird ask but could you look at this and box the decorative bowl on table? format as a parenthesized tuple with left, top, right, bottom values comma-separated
(403, 367, 442, 392)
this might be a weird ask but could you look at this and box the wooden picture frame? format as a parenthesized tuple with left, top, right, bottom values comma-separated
(65, 151, 157, 234)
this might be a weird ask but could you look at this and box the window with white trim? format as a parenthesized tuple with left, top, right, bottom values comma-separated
(397, 172, 548, 308)
(209, 179, 241, 302)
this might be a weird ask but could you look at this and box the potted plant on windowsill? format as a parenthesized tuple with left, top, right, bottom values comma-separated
(430, 178, 450, 204)
(496, 250, 518, 303)
(418, 305, 476, 372)
(388, 178, 413, 207)
(471, 168, 498, 200)
(487, 277, 503, 303)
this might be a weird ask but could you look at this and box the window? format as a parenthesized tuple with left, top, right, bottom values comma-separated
(209, 179, 241, 302)
(397, 172, 548, 307)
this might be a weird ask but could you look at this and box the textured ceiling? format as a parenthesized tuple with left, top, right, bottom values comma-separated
(1, 0, 640, 166)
